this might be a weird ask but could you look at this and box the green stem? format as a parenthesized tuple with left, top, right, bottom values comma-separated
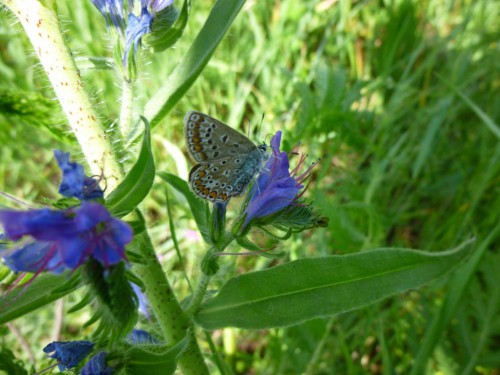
(186, 272, 211, 316)
(133, 229, 209, 374)
(187, 232, 235, 315)
(1, 0, 123, 190)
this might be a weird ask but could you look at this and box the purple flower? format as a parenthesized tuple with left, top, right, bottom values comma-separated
(80, 351, 114, 375)
(90, 0, 174, 65)
(43, 341, 94, 371)
(123, 9, 154, 64)
(242, 131, 316, 229)
(90, 0, 126, 30)
(122, 0, 173, 64)
(54, 150, 104, 201)
(3, 242, 65, 274)
(0, 202, 132, 274)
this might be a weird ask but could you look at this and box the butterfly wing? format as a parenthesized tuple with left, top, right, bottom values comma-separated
(189, 148, 266, 203)
(184, 110, 258, 163)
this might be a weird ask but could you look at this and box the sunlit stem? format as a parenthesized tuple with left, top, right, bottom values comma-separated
(1, 0, 123, 191)
(119, 77, 134, 140)
(187, 232, 235, 316)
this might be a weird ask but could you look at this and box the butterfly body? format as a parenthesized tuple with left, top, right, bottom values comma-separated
(184, 111, 268, 203)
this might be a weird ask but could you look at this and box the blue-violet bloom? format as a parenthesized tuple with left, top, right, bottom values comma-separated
(90, 0, 173, 64)
(126, 328, 160, 345)
(243, 131, 316, 228)
(130, 282, 151, 319)
(0, 202, 132, 274)
(43, 341, 94, 371)
(54, 150, 104, 201)
(80, 351, 114, 375)
(90, 0, 126, 29)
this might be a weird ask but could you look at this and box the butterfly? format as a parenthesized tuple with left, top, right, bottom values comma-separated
(184, 111, 268, 203)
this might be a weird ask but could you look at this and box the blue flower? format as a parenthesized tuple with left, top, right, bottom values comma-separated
(130, 282, 151, 319)
(90, 0, 126, 30)
(90, 0, 174, 65)
(242, 131, 316, 229)
(0, 202, 133, 274)
(123, 0, 173, 64)
(80, 352, 114, 375)
(123, 9, 154, 64)
(43, 341, 94, 371)
(54, 150, 104, 201)
(126, 328, 160, 344)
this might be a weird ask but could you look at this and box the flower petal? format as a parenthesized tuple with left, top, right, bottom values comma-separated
(43, 341, 94, 371)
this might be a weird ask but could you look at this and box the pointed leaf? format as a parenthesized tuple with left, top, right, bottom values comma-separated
(144, 0, 190, 53)
(0, 272, 80, 324)
(144, 0, 247, 127)
(195, 241, 474, 329)
(158, 172, 210, 242)
(107, 119, 155, 217)
(124, 334, 189, 375)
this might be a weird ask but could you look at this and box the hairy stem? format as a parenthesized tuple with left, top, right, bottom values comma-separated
(133, 229, 209, 374)
(119, 78, 134, 140)
(1, 0, 123, 190)
(188, 232, 236, 315)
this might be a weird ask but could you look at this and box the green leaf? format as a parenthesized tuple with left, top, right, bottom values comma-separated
(410, 228, 498, 375)
(0, 272, 80, 325)
(144, 0, 190, 53)
(195, 241, 474, 329)
(144, 0, 247, 127)
(157, 172, 210, 243)
(107, 118, 155, 217)
(0, 88, 70, 142)
(83, 261, 137, 344)
(0, 348, 29, 375)
(436, 73, 500, 140)
(124, 334, 189, 375)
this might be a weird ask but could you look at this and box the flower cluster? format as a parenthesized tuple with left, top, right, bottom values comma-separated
(43, 341, 94, 371)
(0, 152, 132, 276)
(54, 150, 104, 201)
(239, 131, 325, 234)
(40, 329, 158, 374)
(90, 0, 174, 65)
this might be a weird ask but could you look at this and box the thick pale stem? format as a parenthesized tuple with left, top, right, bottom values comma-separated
(1, 0, 123, 190)
(119, 78, 134, 140)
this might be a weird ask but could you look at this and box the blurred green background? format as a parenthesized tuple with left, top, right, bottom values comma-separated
(1, 0, 499, 373)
